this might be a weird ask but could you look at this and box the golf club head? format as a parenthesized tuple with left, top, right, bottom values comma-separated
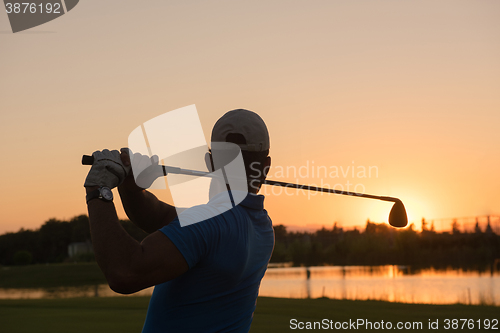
(388, 199, 408, 228)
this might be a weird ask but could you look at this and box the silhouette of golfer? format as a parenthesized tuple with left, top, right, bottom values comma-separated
(84, 109, 274, 332)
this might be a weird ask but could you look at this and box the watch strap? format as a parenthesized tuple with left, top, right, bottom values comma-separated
(86, 187, 113, 204)
(86, 188, 101, 204)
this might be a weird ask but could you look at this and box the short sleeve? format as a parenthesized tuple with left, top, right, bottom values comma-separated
(159, 218, 210, 269)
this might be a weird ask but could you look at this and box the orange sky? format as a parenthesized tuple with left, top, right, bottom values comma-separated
(1, 0, 499, 234)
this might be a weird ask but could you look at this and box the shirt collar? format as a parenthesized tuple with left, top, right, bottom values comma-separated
(238, 193, 265, 210)
(208, 190, 264, 210)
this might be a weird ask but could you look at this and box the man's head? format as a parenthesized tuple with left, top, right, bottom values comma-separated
(208, 109, 271, 194)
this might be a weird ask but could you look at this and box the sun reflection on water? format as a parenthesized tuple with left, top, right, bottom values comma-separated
(259, 265, 499, 305)
(0, 265, 498, 305)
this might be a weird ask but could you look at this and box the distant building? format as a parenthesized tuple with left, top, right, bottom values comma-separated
(68, 241, 93, 258)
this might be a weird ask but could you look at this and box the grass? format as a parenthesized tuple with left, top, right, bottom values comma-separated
(1, 263, 499, 331)
(253, 297, 500, 332)
(0, 296, 499, 332)
(0, 263, 106, 288)
(0, 297, 149, 333)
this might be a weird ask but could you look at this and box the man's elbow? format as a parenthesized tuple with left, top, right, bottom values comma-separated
(107, 273, 142, 295)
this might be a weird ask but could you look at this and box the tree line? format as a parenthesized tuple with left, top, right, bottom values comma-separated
(0, 215, 147, 266)
(1, 216, 499, 267)
(271, 221, 500, 268)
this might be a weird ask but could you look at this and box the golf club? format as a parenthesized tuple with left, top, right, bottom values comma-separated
(82, 155, 408, 228)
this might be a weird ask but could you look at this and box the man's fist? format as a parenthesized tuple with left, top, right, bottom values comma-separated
(120, 148, 165, 189)
(84, 149, 131, 189)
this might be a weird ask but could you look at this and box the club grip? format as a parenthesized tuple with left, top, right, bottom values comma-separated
(82, 155, 94, 165)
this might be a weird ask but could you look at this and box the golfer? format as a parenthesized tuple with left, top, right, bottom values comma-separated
(84, 109, 274, 332)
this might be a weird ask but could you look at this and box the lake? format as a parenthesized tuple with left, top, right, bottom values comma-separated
(259, 265, 499, 305)
(1, 265, 498, 305)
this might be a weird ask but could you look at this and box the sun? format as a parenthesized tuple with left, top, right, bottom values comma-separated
(395, 194, 431, 230)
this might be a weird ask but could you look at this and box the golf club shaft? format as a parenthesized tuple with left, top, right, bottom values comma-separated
(261, 179, 397, 202)
(82, 155, 398, 203)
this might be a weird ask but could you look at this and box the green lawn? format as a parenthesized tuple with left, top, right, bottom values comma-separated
(253, 297, 500, 332)
(1, 264, 499, 332)
(0, 263, 106, 289)
(0, 296, 498, 332)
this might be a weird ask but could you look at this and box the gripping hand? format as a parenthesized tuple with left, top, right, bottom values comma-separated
(84, 149, 131, 189)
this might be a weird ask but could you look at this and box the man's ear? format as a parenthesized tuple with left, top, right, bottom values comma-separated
(263, 156, 271, 178)
(205, 152, 214, 172)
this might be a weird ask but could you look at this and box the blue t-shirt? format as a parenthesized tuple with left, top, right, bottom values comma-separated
(141, 192, 274, 333)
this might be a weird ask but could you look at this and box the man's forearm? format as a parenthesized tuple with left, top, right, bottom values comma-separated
(118, 185, 177, 233)
(86, 190, 189, 294)
(86, 193, 142, 289)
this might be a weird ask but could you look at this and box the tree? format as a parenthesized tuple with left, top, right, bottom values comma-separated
(13, 250, 32, 265)
(452, 219, 461, 235)
(273, 225, 287, 240)
(70, 215, 91, 242)
(421, 218, 428, 232)
(474, 218, 482, 234)
(39, 218, 72, 262)
(486, 216, 493, 234)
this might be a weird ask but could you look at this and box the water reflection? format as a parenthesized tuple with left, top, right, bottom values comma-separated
(258, 265, 500, 305)
(0, 284, 153, 300)
(0, 265, 498, 305)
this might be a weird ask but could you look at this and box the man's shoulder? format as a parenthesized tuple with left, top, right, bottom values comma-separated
(175, 191, 265, 228)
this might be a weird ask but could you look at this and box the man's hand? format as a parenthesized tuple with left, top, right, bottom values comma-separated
(84, 149, 130, 189)
(118, 148, 178, 233)
(120, 148, 165, 190)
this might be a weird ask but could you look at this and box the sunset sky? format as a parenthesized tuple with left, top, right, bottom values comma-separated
(1, 0, 499, 234)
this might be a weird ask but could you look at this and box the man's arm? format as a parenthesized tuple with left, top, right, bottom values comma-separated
(86, 187, 188, 294)
(117, 149, 178, 233)
(118, 182, 177, 234)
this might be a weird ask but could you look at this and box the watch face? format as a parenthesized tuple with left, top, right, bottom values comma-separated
(100, 187, 113, 201)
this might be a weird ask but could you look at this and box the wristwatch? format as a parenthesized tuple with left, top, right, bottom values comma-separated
(86, 186, 113, 204)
